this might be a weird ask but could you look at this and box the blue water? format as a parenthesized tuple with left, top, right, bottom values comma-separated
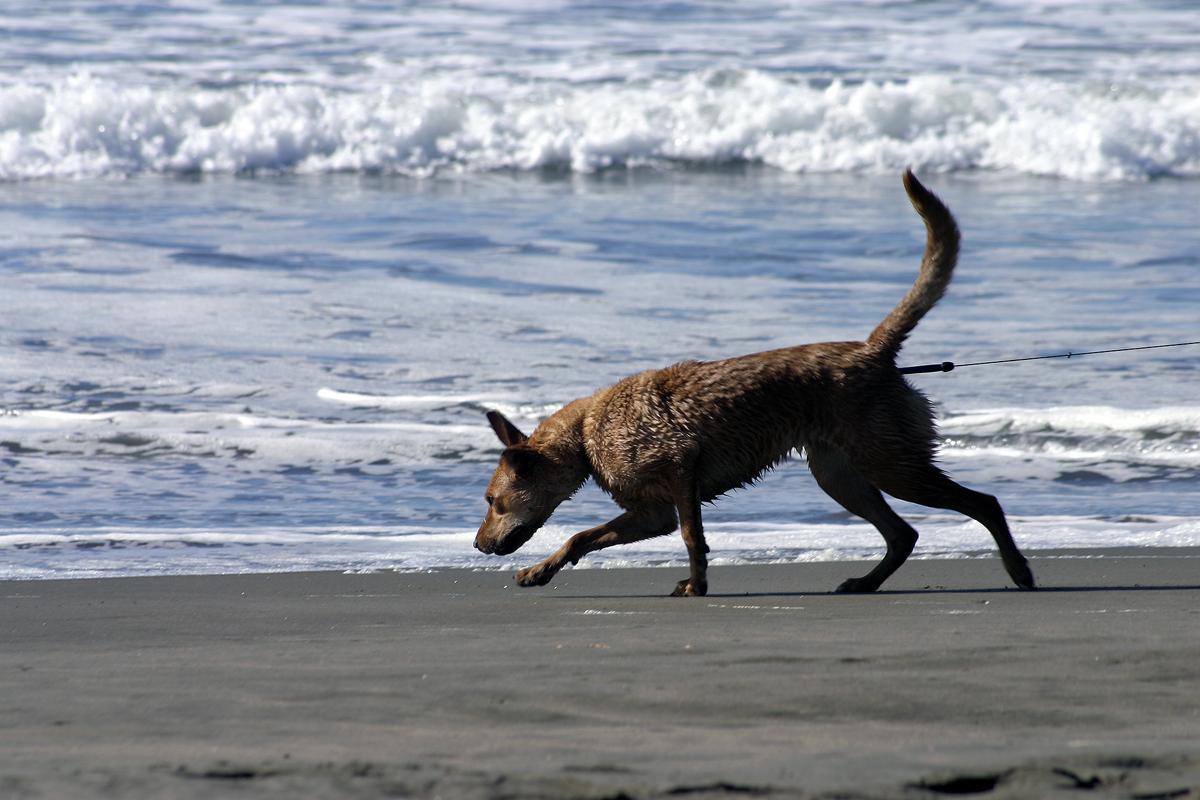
(1, 2, 1198, 578)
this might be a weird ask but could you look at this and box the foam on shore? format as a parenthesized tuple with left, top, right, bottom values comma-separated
(3, 515, 1197, 581)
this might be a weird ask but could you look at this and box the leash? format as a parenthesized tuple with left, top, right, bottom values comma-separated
(899, 340, 1200, 375)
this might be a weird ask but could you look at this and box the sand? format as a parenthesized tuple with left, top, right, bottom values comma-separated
(2, 550, 1199, 799)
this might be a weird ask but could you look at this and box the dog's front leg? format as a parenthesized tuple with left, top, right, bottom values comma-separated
(670, 479, 708, 597)
(514, 507, 677, 588)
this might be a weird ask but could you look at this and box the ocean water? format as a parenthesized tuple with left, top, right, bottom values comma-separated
(1, 2, 1198, 580)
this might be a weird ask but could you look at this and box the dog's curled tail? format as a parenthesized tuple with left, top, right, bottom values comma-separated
(866, 170, 960, 360)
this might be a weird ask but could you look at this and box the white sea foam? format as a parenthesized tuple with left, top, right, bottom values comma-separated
(2, 516, 1197, 581)
(317, 388, 563, 427)
(0, 407, 492, 464)
(5, 402, 1196, 470)
(939, 405, 1200, 469)
(316, 387, 501, 410)
(942, 405, 1200, 435)
(2, 72, 1198, 181)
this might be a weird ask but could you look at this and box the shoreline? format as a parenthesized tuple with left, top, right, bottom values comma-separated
(3, 550, 1199, 798)
(5, 544, 1200, 585)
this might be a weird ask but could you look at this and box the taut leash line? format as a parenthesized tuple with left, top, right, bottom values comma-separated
(899, 340, 1200, 376)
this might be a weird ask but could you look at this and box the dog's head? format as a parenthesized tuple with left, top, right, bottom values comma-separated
(474, 410, 565, 556)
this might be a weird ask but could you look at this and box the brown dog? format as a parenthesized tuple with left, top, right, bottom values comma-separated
(474, 171, 1035, 597)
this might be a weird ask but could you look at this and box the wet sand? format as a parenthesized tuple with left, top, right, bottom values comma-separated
(2, 550, 1199, 798)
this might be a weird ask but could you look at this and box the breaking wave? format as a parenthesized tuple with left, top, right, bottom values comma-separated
(2, 72, 1198, 181)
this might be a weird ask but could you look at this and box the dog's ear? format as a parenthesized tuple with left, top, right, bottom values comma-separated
(487, 410, 528, 447)
(500, 445, 545, 475)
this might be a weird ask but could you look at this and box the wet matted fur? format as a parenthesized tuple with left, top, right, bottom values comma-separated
(474, 171, 1035, 597)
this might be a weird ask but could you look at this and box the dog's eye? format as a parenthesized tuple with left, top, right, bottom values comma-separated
(486, 494, 495, 506)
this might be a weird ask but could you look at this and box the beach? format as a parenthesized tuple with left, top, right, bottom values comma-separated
(4, 552, 1198, 799)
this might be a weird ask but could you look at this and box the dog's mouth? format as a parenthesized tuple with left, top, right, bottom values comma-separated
(472, 520, 540, 556)
(490, 524, 536, 556)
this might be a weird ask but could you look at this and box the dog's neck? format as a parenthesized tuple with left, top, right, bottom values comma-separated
(527, 397, 593, 494)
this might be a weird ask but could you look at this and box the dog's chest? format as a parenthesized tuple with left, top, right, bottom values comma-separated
(581, 375, 694, 505)
(584, 414, 690, 506)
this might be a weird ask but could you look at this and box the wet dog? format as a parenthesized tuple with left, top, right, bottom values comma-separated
(474, 171, 1035, 596)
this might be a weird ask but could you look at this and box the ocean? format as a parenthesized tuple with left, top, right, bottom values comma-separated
(1, 1, 1197, 580)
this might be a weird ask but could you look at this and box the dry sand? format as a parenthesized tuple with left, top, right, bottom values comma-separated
(2, 550, 1199, 798)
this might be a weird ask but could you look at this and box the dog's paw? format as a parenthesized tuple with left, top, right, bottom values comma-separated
(1007, 560, 1036, 590)
(834, 577, 878, 594)
(515, 562, 557, 587)
(670, 578, 707, 597)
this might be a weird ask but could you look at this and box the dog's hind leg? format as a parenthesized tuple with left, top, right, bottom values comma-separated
(806, 442, 920, 593)
(670, 478, 708, 597)
(872, 466, 1036, 590)
(514, 506, 677, 588)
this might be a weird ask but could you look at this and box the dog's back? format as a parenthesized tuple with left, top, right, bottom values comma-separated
(581, 337, 932, 508)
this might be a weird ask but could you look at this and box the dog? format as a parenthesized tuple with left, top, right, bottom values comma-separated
(474, 170, 1035, 597)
